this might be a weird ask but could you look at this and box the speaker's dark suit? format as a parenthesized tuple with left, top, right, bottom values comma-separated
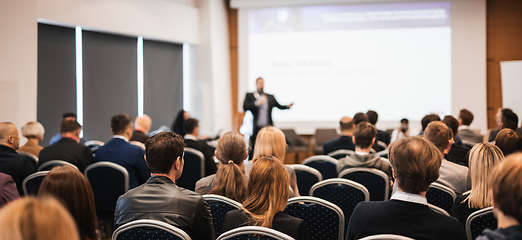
(94, 138, 150, 189)
(129, 130, 149, 144)
(243, 92, 289, 133)
(323, 135, 355, 155)
(0, 145, 35, 196)
(39, 137, 94, 173)
(184, 139, 217, 176)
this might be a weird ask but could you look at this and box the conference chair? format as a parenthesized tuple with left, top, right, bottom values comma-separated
(22, 171, 49, 196)
(327, 149, 354, 160)
(129, 141, 145, 150)
(203, 194, 242, 237)
(291, 164, 323, 196)
(217, 226, 294, 240)
(112, 219, 191, 240)
(284, 196, 344, 240)
(312, 129, 339, 155)
(302, 155, 338, 179)
(465, 207, 496, 240)
(359, 234, 415, 240)
(85, 140, 105, 153)
(38, 160, 79, 171)
(425, 182, 456, 214)
(339, 167, 389, 201)
(17, 151, 38, 168)
(375, 149, 388, 159)
(176, 147, 204, 191)
(428, 203, 450, 216)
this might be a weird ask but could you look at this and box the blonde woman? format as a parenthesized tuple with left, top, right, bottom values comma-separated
(222, 156, 310, 240)
(451, 143, 505, 225)
(17, 121, 45, 157)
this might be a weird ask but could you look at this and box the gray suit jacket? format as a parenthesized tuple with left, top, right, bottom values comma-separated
(457, 128, 483, 146)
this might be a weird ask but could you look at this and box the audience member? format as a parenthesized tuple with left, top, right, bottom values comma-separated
(0, 197, 80, 240)
(222, 156, 310, 240)
(424, 121, 470, 194)
(171, 110, 190, 137)
(457, 109, 483, 145)
(195, 132, 247, 203)
(353, 112, 368, 125)
(476, 153, 522, 240)
(38, 165, 97, 240)
(495, 128, 522, 156)
(250, 126, 300, 197)
(442, 115, 471, 166)
(323, 116, 355, 155)
(0, 172, 20, 208)
(391, 118, 410, 142)
(347, 136, 465, 240)
(420, 114, 441, 134)
(488, 108, 522, 142)
(17, 121, 44, 157)
(337, 122, 392, 180)
(49, 112, 85, 145)
(129, 114, 151, 144)
(95, 114, 150, 189)
(367, 110, 391, 146)
(0, 122, 36, 196)
(38, 119, 93, 173)
(184, 118, 217, 176)
(451, 143, 504, 226)
(114, 132, 215, 240)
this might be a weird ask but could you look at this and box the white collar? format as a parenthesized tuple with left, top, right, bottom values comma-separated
(113, 135, 129, 142)
(184, 134, 197, 141)
(390, 191, 428, 205)
(458, 125, 470, 130)
(355, 151, 369, 156)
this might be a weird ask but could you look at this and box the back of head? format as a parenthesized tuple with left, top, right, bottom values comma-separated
(353, 122, 377, 149)
(0, 122, 17, 143)
(421, 114, 441, 132)
(171, 110, 187, 135)
(501, 109, 519, 130)
(353, 112, 369, 125)
(242, 156, 289, 228)
(339, 116, 355, 132)
(38, 166, 96, 240)
(366, 110, 378, 125)
(111, 113, 132, 135)
(442, 115, 459, 136)
(388, 136, 442, 194)
(22, 122, 45, 142)
(467, 143, 504, 209)
(134, 115, 152, 133)
(253, 126, 286, 161)
(184, 118, 199, 135)
(62, 112, 77, 119)
(145, 131, 185, 174)
(423, 121, 450, 154)
(60, 119, 81, 135)
(0, 197, 80, 240)
(490, 153, 522, 224)
(459, 109, 474, 126)
(495, 129, 522, 156)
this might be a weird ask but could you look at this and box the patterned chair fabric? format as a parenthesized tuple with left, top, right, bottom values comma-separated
(302, 156, 338, 179)
(339, 168, 389, 201)
(37, 160, 79, 171)
(466, 207, 497, 240)
(113, 219, 191, 240)
(217, 226, 294, 240)
(359, 234, 415, 240)
(203, 194, 242, 237)
(291, 165, 323, 196)
(22, 171, 49, 196)
(284, 196, 345, 240)
(425, 183, 456, 215)
(176, 148, 204, 191)
(327, 150, 354, 160)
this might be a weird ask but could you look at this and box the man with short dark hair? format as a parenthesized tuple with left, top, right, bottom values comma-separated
(457, 109, 483, 145)
(488, 108, 522, 142)
(39, 119, 94, 172)
(442, 115, 471, 166)
(347, 136, 465, 240)
(49, 112, 85, 145)
(95, 114, 150, 189)
(184, 118, 216, 176)
(367, 110, 391, 146)
(323, 116, 356, 155)
(353, 112, 369, 125)
(420, 114, 441, 134)
(115, 132, 216, 240)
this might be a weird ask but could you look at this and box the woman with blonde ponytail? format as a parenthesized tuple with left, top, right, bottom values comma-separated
(222, 156, 310, 240)
(195, 132, 248, 203)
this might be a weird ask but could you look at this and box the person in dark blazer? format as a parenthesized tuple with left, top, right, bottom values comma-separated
(323, 116, 355, 155)
(367, 110, 391, 146)
(347, 136, 465, 240)
(0, 122, 36, 196)
(456, 109, 483, 146)
(39, 119, 94, 173)
(184, 118, 217, 176)
(443, 115, 471, 166)
(0, 172, 20, 207)
(488, 108, 522, 142)
(129, 114, 151, 144)
(95, 114, 150, 189)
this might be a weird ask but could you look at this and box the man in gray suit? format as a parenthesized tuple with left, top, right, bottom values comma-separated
(457, 109, 483, 146)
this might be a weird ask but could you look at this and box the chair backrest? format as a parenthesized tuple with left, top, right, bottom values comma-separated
(217, 226, 294, 240)
(176, 148, 205, 191)
(291, 164, 323, 196)
(129, 141, 146, 150)
(203, 194, 242, 237)
(339, 167, 389, 201)
(302, 156, 338, 179)
(113, 219, 191, 240)
(375, 150, 388, 158)
(284, 196, 344, 240)
(17, 151, 38, 167)
(425, 182, 457, 215)
(466, 207, 496, 240)
(359, 234, 415, 240)
(281, 129, 308, 148)
(38, 160, 79, 171)
(22, 171, 49, 196)
(428, 203, 450, 216)
(310, 179, 369, 235)
(85, 140, 105, 152)
(327, 149, 354, 160)
(376, 140, 388, 149)
(85, 161, 129, 219)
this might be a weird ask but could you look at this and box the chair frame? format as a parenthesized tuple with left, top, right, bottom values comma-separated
(302, 155, 338, 165)
(291, 164, 323, 181)
(428, 203, 450, 216)
(326, 150, 354, 159)
(217, 226, 294, 240)
(309, 178, 370, 201)
(375, 150, 388, 157)
(84, 161, 130, 192)
(37, 160, 79, 171)
(287, 196, 345, 240)
(85, 140, 105, 147)
(339, 167, 390, 200)
(184, 147, 205, 177)
(359, 234, 415, 240)
(202, 194, 242, 208)
(22, 171, 49, 196)
(17, 151, 38, 165)
(465, 207, 494, 240)
(129, 141, 146, 150)
(112, 219, 192, 240)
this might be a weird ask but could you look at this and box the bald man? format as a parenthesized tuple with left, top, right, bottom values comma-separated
(130, 115, 152, 144)
(0, 122, 36, 195)
(323, 116, 356, 155)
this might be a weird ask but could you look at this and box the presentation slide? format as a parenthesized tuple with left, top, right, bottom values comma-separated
(247, 2, 451, 123)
